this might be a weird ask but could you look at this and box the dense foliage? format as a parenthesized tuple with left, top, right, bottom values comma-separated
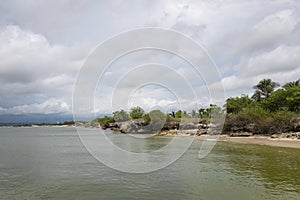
(113, 110, 130, 122)
(95, 78, 300, 135)
(224, 78, 300, 135)
(98, 116, 115, 127)
(130, 106, 145, 119)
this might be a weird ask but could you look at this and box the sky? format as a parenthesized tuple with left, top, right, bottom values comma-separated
(0, 0, 299, 123)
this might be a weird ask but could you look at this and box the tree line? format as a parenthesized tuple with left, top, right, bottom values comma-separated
(97, 78, 300, 135)
(224, 78, 300, 134)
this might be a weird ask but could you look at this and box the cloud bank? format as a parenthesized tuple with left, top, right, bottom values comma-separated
(0, 0, 299, 122)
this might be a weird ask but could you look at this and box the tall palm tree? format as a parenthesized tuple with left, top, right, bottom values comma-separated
(253, 79, 279, 100)
(251, 90, 262, 102)
(283, 79, 300, 89)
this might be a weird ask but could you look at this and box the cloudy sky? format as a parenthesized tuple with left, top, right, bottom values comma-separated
(0, 0, 299, 123)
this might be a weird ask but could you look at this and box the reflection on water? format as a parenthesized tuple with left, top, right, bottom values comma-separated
(0, 127, 299, 200)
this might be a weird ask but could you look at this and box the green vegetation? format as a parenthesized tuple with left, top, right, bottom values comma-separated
(94, 78, 300, 135)
(252, 78, 279, 101)
(113, 109, 130, 122)
(130, 106, 144, 119)
(95, 104, 220, 130)
(148, 110, 166, 131)
(97, 116, 115, 127)
(225, 78, 300, 135)
(226, 95, 254, 114)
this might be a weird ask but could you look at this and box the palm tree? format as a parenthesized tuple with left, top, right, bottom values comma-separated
(283, 79, 300, 89)
(251, 90, 262, 102)
(253, 79, 279, 100)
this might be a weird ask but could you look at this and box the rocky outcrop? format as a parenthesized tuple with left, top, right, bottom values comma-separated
(230, 132, 253, 137)
(292, 117, 300, 132)
(99, 118, 300, 139)
(162, 121, 180, 130)
(271, 132, 300, 139)
(100, 120, 210, 135)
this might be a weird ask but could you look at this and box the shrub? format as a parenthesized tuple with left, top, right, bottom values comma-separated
(130, 106, 144, 119)
(224, 107, 299, 135)
(147, 110, 166, 131)
(98, 116, 115, 127)
(226, 95, 255, 114)
(113, 110, 130, 122)
(262, 87, 300, 113)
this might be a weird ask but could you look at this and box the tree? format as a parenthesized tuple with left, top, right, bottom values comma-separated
(283, 79, 300, 89)
(262, 87, 300, 113)
(148, 110, 166, 131)
(175, 110, 182, 118)
(252, 79, 279, 100)
(226, 95, 253, 114)
(286, 86, 300, 113)
(98, 116, 115, 127)
(113, 110, 130, 122)
(169, 111, 175, 118)
(251, 90, 262, 102)
(198, 107, 206, 118)
(143, 113, 151, 125)
(129, 106, 144, 119)
(206, 104, 223, 117)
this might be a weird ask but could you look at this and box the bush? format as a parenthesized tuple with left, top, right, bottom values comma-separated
(147, 110, 166, 131)
(226, 95, 254, 114)
(98, 116, 115, 127)
(262, 87, 300, 113)
(143, 113, 151, 125)
(270, 111, 297, 133)
(113, 110, 130, 122)
(130, 106, 144, 119)
(224, 107, 299, 135)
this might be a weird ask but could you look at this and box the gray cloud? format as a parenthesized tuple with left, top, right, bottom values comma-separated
(0, 0, 299, 122)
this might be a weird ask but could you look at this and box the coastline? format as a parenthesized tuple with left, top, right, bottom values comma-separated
(1, 125, 299, 149)
(155, 133, 300, 149)
(201, 135, 300, 149)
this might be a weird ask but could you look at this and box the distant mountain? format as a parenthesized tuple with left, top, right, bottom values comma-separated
(0, 113, 75, 125)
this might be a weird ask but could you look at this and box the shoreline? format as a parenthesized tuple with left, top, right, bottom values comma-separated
(200, 135, 300, 149)
(155, 134, 300, 149)
(1, 126, 299, 149)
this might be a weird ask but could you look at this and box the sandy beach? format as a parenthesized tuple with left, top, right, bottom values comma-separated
(216, 135, 300, 149)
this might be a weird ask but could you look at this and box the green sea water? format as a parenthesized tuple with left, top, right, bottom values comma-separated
(0, 127, 299, 200)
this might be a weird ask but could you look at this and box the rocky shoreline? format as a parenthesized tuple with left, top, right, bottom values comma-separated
(95, 119, 300, 140)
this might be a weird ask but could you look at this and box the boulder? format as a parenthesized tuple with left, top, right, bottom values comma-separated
(230, 132, 253, 137)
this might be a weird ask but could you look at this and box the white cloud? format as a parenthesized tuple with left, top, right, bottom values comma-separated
(0, 0, 300, 121)
(0, 25, 87, 111)
(237, 45, 300, 76)
(0, 98, 71, 115)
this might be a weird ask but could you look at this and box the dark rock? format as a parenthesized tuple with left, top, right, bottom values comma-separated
(181, 123, 197, 130)
(230, 132, 253, 137)
(271, 134, 279, 138)
(162, 121, 179, 130)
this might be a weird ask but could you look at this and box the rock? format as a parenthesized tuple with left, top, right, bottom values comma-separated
(292, 117, 300, 131)
(230, 132, 253, 137)
(271, 134, 279, 138)
(198, 123, 208, 129)
(196, 129, 207, 136)
(180, 129, 198, 135)
(181, 123, 197, 130)
(163, 121, 179, 130)
(244, 123, 255, 132)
